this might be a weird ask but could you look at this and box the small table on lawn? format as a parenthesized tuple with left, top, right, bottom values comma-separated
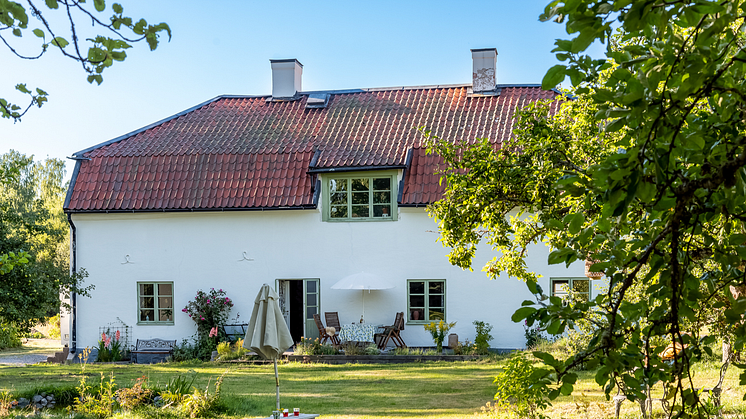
(339, 324, 382, 343)
(260, 414, 319, 419)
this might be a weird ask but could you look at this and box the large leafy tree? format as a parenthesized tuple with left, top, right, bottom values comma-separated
(0, 151, 89, 332)
(425, 0, 746, 416)
(1, 0, 170, 121)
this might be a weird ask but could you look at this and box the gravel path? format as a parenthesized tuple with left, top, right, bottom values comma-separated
(0, 354, 50, 366)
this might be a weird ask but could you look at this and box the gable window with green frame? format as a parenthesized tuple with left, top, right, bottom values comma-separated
(407, 279, 445, 324)
(323, 171, 398, 221)
(550, 277, 590, 302)
(138, 282, 174, 325)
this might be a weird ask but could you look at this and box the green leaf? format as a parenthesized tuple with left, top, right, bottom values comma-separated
(94, 0, 105, 12)
(87, 74, 103, 85)
(32, 28, 44, 38)
(12, 28, 21, 37)
(542, 65, 566, 90)
(548, 248, 574, 265)
(545, 218, 564, 230)
(112, 3, 123, 13)
(564, 212, 585, 235)
(87, 47, 106, 62)
(45, 0, 59, 9)
(532, 351, 557, 365)
(51, 37, 69, 48)
(560, 382, 574, 396)
(511, 307, 536, 322)
(546, 319, 562, 334)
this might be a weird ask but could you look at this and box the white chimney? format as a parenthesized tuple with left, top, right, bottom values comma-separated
(270, 59, 303, 98)
(471, 48, 497, 93)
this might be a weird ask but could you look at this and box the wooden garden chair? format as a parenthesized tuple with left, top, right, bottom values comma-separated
(313, 314, 340, 346)
(375, 312, 406, 349)
(325, 312, 342, 334)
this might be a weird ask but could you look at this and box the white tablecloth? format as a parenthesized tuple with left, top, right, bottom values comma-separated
(339, 324, 382, 342)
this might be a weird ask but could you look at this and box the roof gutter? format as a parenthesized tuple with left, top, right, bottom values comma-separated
(307, 165, 406, 174)
(66, 213, 78, 355)
(64, 205, 318, 214)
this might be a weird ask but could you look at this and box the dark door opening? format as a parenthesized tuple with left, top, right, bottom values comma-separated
(288, 280, 304, 342)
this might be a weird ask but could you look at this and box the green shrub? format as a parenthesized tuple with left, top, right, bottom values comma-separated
(493, 352, 550, 419)
(95, 330, 124, 362)
(180, 372, 225, 418)
(69, 372, 118, 419)
(162, 370, 198, 397)
(116, 376, 153, 410)
(293, 337, 338, 355)
(453, 340, 480, 355)
(341, 343, 380, 355)
(473, 320, 493, 355)
(390, 347, 438, 356)
(182, 288, 233, 345)
(0, 323, 21, 349)
(216, 341, 231, 357)
(215, 338, 252, 361)
(363, 344, 379, 355)
(171, 336, 215, 361)
(171, 339, 197, 362)
(523, 320, 550, 349)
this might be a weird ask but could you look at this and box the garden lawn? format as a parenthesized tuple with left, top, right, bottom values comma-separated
(0, 360, 497, 419)
(0, 358, 745, 418)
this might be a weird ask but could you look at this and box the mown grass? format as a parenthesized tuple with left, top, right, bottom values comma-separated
(0, 350, 744, 418)
(0, 360, 498, 419)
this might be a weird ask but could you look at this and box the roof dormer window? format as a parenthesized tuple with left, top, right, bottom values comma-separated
(322, 171, 398, 221)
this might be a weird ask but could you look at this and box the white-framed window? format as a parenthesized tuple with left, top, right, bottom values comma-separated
(550, 277, 590, 302)
(407, 279, 446, 324)
(322, 171, 397, 221)
(138, 282, 174, 325)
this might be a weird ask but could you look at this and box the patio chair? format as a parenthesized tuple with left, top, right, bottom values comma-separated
(325, 312, 342, 334)
(313, 314, 341, 346)
(375, 312, 406, 350)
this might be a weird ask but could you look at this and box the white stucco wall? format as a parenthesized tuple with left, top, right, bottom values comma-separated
(69, 205, 586, 351)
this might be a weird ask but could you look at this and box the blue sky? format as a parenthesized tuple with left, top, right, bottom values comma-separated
(1, 0, 597, 180)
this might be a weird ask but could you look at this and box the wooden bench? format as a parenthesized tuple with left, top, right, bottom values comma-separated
(131, 338, 176, 364)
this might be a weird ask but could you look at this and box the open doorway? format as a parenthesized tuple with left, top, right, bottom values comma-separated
(276, 279, 319, 343)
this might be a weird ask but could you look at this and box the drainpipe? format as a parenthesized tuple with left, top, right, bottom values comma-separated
(66, 213, 77, 354)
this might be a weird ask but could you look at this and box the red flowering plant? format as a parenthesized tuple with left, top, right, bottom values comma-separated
(96, 329, 123, 362)
(182, 288, 234, 343)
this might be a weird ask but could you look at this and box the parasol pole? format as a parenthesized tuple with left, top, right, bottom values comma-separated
(274, 359, 280, 410)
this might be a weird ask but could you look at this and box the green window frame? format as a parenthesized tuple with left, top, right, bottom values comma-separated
(322, 171, 398, 221)
(406, 279, 446, 324)
(137, 282, 174, 325)
(550, 277, 590, 302)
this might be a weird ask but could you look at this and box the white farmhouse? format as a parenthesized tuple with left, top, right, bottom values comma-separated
(62, 49, 591, 356)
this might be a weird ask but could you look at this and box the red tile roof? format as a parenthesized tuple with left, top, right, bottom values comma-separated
(65, 85, 559, 211)
(401, 147, 446, 206)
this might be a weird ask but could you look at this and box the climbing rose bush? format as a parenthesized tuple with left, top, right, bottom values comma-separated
(182, 288, 234, 339)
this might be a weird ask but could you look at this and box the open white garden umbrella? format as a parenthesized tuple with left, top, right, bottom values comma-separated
(331, 272, 395, 321)
(243, 284, 294, 410)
